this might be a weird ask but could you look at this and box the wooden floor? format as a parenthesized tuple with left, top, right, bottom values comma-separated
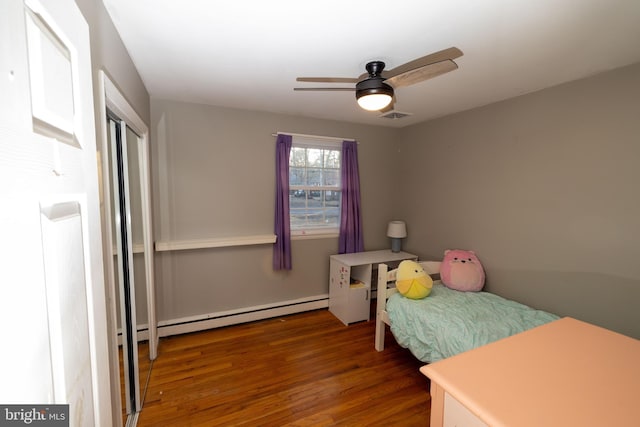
(137, 307, 431, 426)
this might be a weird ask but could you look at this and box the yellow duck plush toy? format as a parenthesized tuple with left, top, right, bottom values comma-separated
(396, 260, 433, 299)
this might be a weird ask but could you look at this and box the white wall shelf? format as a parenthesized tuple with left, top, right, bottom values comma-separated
(155, 234, 277, 252)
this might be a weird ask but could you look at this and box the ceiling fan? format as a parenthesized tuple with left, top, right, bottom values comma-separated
(294, 47, 463, 112)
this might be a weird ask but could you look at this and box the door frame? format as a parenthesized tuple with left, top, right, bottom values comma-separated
(98, 71, 157, 422)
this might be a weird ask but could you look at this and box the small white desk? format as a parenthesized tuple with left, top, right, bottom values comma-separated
(421, 317, 640, 427)
(329, 250, 417, 325)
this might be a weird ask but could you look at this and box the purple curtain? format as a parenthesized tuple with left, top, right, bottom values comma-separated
(273, 134, 293, 270)
(338, 140, 364, 254)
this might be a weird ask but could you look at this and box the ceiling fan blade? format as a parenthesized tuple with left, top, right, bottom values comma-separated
(296, 77, 359, 83)
(293, 87, 355, 91)
(385, 59, 458, 88)
(384, 47, 463, 79)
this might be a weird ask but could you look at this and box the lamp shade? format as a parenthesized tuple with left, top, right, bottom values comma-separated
(387, 221, 407, 238)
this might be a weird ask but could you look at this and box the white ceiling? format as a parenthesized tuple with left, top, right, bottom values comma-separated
(102, 0, 640, 128)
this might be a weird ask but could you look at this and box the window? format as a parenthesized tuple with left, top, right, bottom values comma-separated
(289, 139, 341, 234)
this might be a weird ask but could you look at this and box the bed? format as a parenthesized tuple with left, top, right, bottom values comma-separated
(375, 261, 559, 363)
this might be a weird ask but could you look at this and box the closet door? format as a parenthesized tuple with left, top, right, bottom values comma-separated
(109, 117, 141, 414)
(100, 72, 156, 425)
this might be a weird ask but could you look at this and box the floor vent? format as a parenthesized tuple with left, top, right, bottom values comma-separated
(379, 110, 412, 120)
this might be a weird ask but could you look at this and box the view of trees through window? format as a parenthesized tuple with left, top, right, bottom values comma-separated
(289, 146, 341, 231)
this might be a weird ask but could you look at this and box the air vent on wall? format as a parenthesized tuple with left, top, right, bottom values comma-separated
(379, 110, 412, 120)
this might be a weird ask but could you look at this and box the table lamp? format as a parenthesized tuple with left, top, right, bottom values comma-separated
(387, 220, 407, 253)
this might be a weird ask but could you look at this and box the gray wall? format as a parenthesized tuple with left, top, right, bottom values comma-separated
(75, 0, 150, 126)
(397, 62, 640, 338)
(150, 100, 399, 321)
(75, 0, 151, 301)
(73, 3, 151, 423)
(82, 0, 639, 339)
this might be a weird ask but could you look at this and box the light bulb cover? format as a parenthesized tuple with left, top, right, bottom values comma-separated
(357, 93, 393, 111)
(356, 78, 394, 111)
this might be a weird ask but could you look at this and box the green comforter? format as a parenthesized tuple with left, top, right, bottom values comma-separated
(387, 282, 559, 363)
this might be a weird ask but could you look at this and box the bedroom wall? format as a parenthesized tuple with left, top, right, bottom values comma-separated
(397, 62, 640, 339)
(73, 1, 151, 424)
(74, 0, 640, 340)
(75, 0, 150, 125)
(150, 99, 400, 323)
(75, 0, 151, 310)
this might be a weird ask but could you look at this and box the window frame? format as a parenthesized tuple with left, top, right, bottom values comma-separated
(288, 136, 342, 238)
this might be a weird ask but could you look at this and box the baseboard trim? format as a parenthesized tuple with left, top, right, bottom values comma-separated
(157, 294, 329, 337)
(116, 324, 150, 345)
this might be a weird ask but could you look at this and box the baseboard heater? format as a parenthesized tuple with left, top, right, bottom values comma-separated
(157, 294, 329, 338)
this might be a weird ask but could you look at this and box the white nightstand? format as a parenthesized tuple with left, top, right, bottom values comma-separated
(329, 250, 418, 325)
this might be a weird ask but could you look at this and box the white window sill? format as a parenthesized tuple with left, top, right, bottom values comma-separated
(291, 230, 339, 240)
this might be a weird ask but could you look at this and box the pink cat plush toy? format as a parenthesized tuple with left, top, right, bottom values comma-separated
(440, 249, 485, 292)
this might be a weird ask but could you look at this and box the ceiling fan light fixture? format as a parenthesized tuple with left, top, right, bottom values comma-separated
(295, 49, 463, 112)
(356, 80, 394, 111)
(357, 92, 393, 111)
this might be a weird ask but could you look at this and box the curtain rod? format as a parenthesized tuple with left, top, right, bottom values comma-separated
(272, 131, 356, 143)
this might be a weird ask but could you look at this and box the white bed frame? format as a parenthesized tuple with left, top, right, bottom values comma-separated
(375, 260, 442, 351)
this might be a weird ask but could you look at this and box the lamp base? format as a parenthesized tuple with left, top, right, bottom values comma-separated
(391, 238, 402, 253)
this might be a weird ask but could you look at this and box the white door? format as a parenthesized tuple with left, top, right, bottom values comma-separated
(0, 0, 112, 426)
